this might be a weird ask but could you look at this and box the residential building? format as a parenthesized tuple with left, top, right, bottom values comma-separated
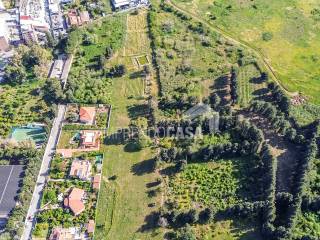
(67, 9, 78, 27)
(67, 10, 90, 28)
(22, 29, 38, 45)
(69, 159, 92, 180)
(92, 174, 101, 190)
(112, 0, 131, 9)
(87, 220, 95, 234)
(63, 188, 85, 215)
(80, 130, 101, 149)
(79, 107, 96, 125)
(49, 227, 85, 240)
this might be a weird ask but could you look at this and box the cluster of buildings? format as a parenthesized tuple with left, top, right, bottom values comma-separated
(0, 0, 91, 51)
(112, 0, 149, 10)
(66, 9, 90, 28)
(46, 155, 102, 240)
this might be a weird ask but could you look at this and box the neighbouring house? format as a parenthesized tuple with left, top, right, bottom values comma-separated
(67, 9, 79, 26)
(80, 130, 101, 149)
(69, 159, 92, 180)
(92, 174, 101, 190)
(79, 107, 96, 125)
(22, 29, 38, 45)
(86, 220, 95, 234)
(112, 0, 130, 9)
(67, 10, 90, 28)
(64, 188, 85, 215)
(49, 227, 85, 240)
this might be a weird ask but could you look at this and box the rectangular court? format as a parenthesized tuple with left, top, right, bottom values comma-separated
(0, 165, 24, 219)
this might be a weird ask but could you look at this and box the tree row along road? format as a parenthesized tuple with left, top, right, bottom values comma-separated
(21, 104, 67, 240)
(165, 0, 298, 97)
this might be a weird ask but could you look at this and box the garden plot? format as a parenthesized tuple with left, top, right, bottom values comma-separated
(238, 64, 266, 107)
(123, 11, 150, 57)
(167, 158, 257, 211)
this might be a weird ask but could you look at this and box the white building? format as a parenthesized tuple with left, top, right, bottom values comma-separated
(112, 0, 131, 9)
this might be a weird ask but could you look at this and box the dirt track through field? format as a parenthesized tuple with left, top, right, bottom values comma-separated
(240, 111, 300, 193)
(165, 0, 298, 97)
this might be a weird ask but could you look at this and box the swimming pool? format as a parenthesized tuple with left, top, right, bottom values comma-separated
(10, 125, 47, 146)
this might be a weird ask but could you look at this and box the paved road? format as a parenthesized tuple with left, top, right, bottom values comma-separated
(166, 0, 298, 97)
(21, 104, 66, 240)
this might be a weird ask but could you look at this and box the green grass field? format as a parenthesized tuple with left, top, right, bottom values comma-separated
(171, 0, 320, 105)
(94, 11, 163, 239)
(237, 64, 265, 107)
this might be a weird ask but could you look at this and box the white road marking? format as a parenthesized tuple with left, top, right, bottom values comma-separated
(0, 166, 14, 206)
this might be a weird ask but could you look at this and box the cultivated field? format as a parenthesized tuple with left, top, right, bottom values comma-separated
(237, 64, 265, 107)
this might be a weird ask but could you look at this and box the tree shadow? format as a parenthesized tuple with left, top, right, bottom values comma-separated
(213, 75, 229, 90)
(146, 180, 161, 188)
(159, 165, 177, 176)
(124, 142, 141, 152)
(249, 77, 264, 85)
(104, 134, 124, 145)
(137, 211, 160, 233)
(127, 104, 149, 119)
(129, 70, 144, 79)
(131, 158, 155, 176)
(252, 88, 269, 97)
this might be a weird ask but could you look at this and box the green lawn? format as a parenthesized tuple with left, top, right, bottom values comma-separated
(171, 0, 320, 105)
(57, 130, 78, 149)
(94, 11, 163, 239)
(237, 64, 265, 107)
(95, 145, 163, 240)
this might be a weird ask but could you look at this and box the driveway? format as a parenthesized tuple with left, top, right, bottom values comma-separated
(20, 104, 66, 240)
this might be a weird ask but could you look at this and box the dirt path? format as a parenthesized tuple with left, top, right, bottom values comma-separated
(240, 111, 300, 193)
(165, 0, 298, 97)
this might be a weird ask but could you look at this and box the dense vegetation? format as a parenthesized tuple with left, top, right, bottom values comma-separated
(64, 16, 126, 104)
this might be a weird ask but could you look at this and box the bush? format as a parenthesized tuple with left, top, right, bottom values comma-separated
(262, 32, 273, 41)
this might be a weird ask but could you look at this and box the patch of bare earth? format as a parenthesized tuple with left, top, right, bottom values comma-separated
(240, 111, 300, 193)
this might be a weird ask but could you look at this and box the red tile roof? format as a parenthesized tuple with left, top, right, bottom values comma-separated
(20, 15, 31, 20)
(79, 107, 96, 124)
(64, 188, 85, 215)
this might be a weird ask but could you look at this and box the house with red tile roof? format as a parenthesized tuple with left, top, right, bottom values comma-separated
(80, 130, 101, 149)
(69, 159, 92, 180)
(79, 107, 96, 125)
(49, 227, 85, 240)
(64, 188, 85, 215)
